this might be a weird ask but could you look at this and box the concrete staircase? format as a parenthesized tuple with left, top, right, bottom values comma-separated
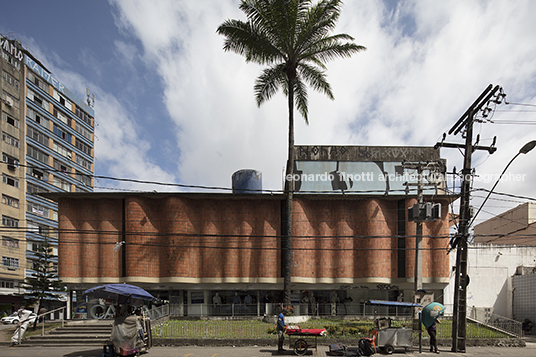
(24, 319, 113, 346)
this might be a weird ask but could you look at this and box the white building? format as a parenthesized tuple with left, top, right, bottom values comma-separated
(444, 202, 536, 321)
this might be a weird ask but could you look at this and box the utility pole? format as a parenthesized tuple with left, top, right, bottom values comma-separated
(404, 161, 442, 354)
(435, 84, 504, 352)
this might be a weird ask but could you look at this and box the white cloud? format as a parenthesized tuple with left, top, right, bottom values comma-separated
(105, 0, 536, 217)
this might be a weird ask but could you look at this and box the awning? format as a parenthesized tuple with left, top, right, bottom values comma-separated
(366, 300, 423, 307)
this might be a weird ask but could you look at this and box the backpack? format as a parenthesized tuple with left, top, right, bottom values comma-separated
(328, 343, 346, 356)
(358, 338, 375, 356)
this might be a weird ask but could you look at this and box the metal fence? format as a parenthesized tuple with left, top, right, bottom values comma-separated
(179, 302, 416, 318)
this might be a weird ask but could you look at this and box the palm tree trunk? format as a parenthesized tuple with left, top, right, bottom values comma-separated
(283, 74, 295, 306)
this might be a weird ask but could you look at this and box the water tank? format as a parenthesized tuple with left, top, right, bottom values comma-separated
(232, 169, 262, 194)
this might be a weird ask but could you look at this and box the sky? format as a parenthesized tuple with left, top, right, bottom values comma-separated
(2, 0, 536, 226)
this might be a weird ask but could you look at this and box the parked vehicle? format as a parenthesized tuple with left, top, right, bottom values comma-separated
(1, 312, 37, 325)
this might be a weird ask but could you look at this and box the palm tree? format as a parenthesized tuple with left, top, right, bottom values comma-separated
(217, 0, 365, 305)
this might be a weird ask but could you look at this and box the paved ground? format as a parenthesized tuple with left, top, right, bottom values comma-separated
(2, 343, 536, 357)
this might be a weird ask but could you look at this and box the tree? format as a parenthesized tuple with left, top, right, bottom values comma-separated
(16, 236, 66, 329)
(217, 0, 365, 305)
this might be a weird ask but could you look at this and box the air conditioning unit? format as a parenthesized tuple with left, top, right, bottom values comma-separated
(5, 97, 13, 107)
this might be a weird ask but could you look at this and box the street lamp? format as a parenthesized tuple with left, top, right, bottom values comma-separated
(470, 140, 536, 226)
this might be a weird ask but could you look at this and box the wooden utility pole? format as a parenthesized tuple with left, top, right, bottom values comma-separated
(435, 84, 502, 352)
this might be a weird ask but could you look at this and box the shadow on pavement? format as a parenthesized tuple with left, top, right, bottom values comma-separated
(63, 348, 103, 356)
(259, 348, 315, 355)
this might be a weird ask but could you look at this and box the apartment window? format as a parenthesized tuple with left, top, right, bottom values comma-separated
(27, 144, 49, 163)
(28, 166, 47, 181)
(75, 170, 91, 186)
(75, 138, 91, 156)
(2, 112, 19, 128)
(53, 89, 72, 110)
(53, 159, 71, 174)
(27, 71, 49, 92)
(2, 49, 21, 70)
(2, 194, 19, 208)
(75, 106, 92, 126)
(53, 124, 72, 143)
(27, 241, 41, 252)
(76, 155, 92, 171)
(0, 280, 15, 288)
(2, 153, 19, 170)
(3, 91, 19, 108)
(75, 122, 92, 141)
(52, 141, 71, 159)
(27, 221, 53, 237)
(2, 132, 19, 148)
(27, 201, 48, 218)
(2, 236, 19, 249)
(2, 256, 19, 269)
(2, 71, 19, 90)
(2, 174, 19, 188)
(53, 107, 72, 127)
(52, 176, 71, 192)
(27, 89, 48, 110)
(27, 182, 48, 195)
(27, 125, 49, 147)
(27, 107, 49, 129)
(2, 215, 19, 227)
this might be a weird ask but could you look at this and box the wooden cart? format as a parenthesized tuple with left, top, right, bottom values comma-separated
(286, 327, 326, 355)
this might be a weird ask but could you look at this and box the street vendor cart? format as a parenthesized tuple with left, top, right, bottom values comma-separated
(84, 283, 155, 356)
(366, 300, 422, 354)
(286, 326, 326, 355)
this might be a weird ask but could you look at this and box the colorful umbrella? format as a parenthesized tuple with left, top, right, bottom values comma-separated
(421, 302, 445, 328)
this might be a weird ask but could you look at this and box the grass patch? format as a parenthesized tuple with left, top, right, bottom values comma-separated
(152, 318, 512, 340)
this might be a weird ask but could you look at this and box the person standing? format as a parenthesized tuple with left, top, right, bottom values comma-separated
(11, 306, 33, 346)
(427, 319, 440, 354)
(276, 310, 286, 353)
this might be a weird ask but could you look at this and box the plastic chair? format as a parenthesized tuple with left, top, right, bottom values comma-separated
(368, 329, 378, 353)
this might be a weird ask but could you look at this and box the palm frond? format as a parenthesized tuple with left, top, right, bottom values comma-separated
(301, 37, 366, 63)
(297, 62, 333, 100)
(293, 75, 309, 123)
(254, 64, 287, 106)
(217, 19, 284, 64)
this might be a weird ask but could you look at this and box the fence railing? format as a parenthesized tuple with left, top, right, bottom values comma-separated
(179, 302, 416, 318)
(39, 306, 67, 336)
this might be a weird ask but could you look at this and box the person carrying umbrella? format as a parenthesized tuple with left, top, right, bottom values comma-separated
(427, 318, 440, 354)
(421, 302, 445, 354)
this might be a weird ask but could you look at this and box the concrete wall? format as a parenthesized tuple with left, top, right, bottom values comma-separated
(443, 243, 536, 319)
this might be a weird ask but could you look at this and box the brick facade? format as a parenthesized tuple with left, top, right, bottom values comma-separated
(57, 193, 449, 289)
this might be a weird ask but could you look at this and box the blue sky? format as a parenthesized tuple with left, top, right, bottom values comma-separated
(2, 0, 536, 224)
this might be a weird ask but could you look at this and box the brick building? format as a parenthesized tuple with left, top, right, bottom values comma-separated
(48, 192, 450, 318)
(44, 145, 451, 318)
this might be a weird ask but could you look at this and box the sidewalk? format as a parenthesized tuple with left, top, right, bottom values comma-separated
(3, 343, 536, 357)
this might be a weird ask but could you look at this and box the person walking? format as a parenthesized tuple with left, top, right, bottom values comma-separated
(427, 319, 440, 354)
(276, 310, 287, 353)
(11, 306, 33, 346)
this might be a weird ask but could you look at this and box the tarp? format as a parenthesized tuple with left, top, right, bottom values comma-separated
(366, 300, 423, 307)
(111, 315, 145, 355)
(421, 302, 446, 328)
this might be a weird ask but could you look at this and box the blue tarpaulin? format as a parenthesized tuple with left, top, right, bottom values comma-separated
(366, 300, 423, 307)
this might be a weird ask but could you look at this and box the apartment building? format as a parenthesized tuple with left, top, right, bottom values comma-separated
(0, 34, 94, 313)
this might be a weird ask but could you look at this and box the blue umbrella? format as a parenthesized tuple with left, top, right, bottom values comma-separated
(84, 284, 155, 305)
(421, 302, 445, 328)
